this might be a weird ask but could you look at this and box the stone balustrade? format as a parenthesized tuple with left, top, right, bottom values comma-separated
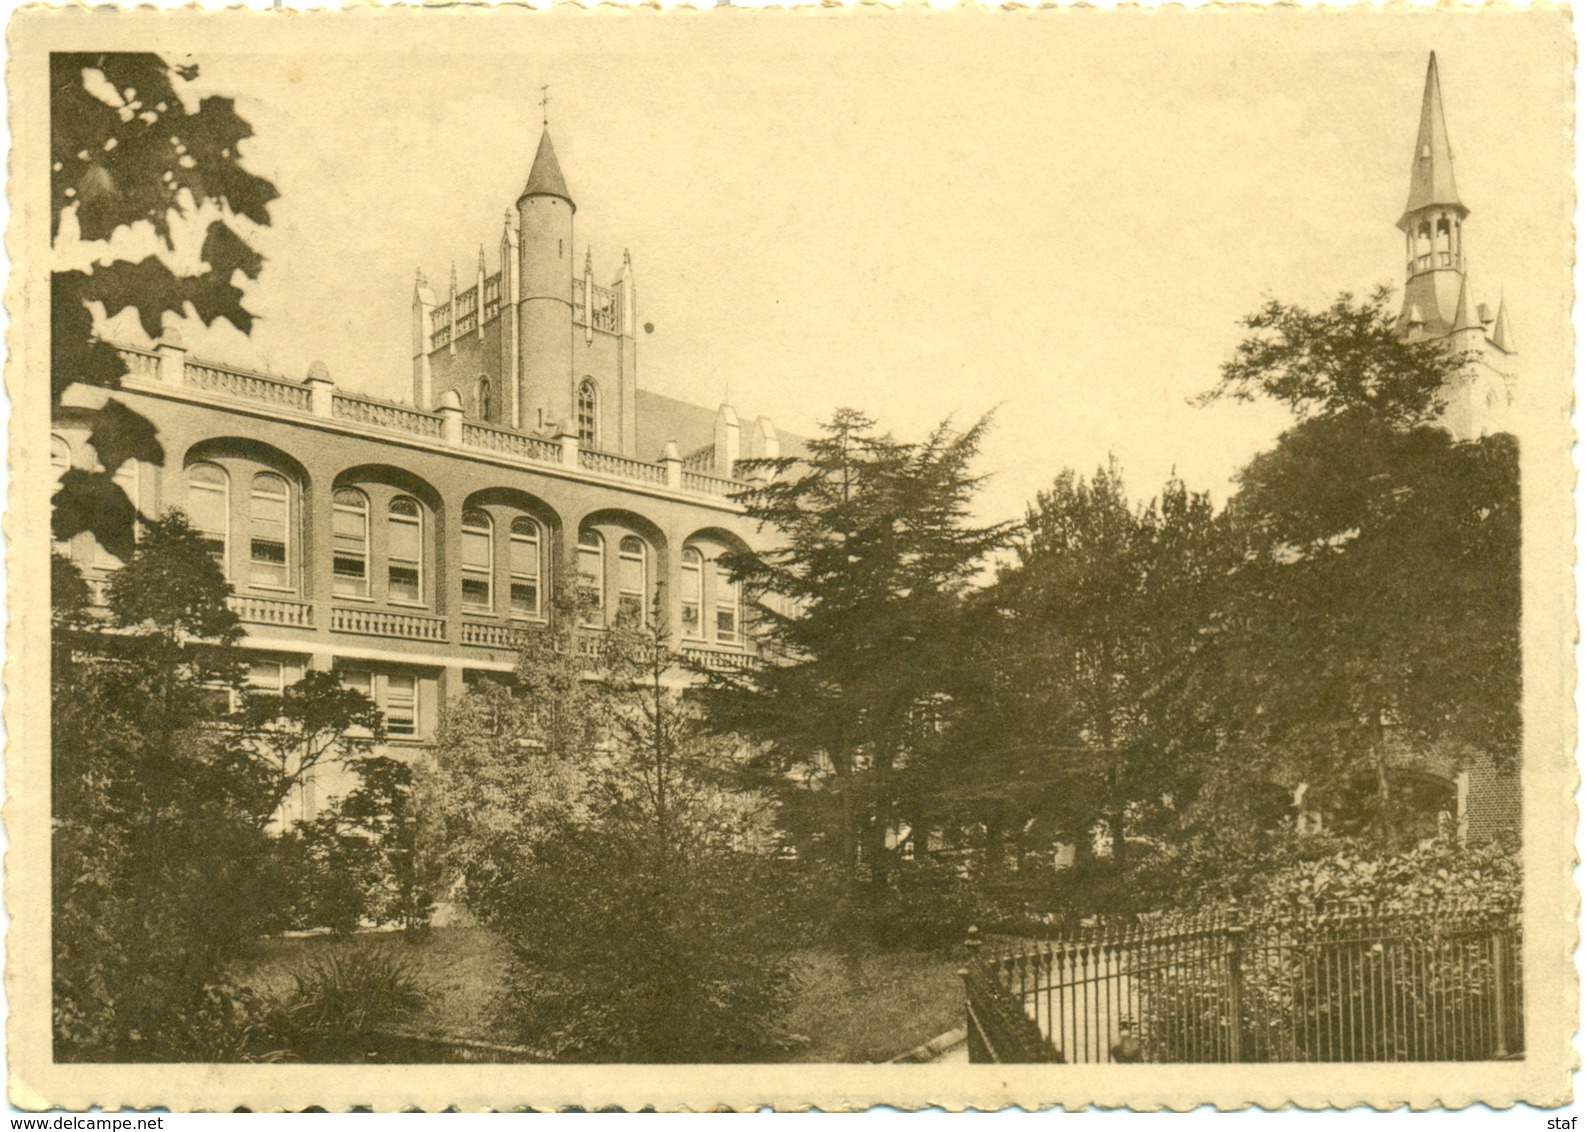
(682, 644, 757, 673)
(186, 360, 313, 412)
(461, 619, 529, 650)
(579, 448, 668, 485)
(228, 594, 314, 628)
(331, 605, 448, 642)
(463, 422, 562, 463)
(114, 340, 752, 505)
(682, 470, 742, 499)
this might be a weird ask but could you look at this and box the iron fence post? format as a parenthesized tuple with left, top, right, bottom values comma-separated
(1490, 927, 1509, 1059)
(1225, 925, 1247, 1063)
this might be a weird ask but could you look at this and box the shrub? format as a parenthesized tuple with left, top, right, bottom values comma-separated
(270, 945, 428, 1062)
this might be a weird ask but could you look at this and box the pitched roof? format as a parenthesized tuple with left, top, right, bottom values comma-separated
(519, 129, 574, 209)
(1400, 52, 1466, 225)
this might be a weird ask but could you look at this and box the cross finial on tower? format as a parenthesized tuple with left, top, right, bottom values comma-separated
(539, 84, 552, 126)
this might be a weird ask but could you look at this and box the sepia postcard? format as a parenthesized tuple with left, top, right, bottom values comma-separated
(6, 3, 1577, 1112)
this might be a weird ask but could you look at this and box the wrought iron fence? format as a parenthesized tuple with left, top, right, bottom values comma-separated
(965, 902, 1522, 1063)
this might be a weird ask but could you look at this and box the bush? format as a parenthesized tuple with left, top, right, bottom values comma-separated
(1134, 836, 1521, 1062)
(490, 820, 796, 1062)
(269, 945, 428, 1062)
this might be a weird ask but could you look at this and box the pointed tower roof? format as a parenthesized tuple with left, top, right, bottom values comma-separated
(1450, 271, 1482, 333)
(1400, 52, 1466, 227)
(1490, 295, 1517, 353)
(519, 128, 575, 211)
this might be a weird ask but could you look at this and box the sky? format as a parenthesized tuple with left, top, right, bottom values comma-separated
(72, 8, 1575, 527)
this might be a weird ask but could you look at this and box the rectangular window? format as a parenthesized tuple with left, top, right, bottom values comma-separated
(680, 552, 704, 639)
(389, 564, 421, 604)
(577, 541, 603, 626)
(237, 658, 286, 714)
(461, 526, 492, 611)
(339, 669, 373, 699)
(249, 480, 290, 589)
(248, 659, 284, 693)
(617, 539, 646, 626)
(715, 562, 740, 645)
(332, 496, 369, 597)
(385, 673, 418, 739)
(187, 467, 228, 570)
(388, 510, 423, 604)
(509, 523, 541, 619)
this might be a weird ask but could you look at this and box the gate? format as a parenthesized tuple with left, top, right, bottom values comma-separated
(964, 902, 1522, 1063)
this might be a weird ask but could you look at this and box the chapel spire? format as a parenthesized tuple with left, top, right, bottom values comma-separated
(1400, 52, 1465, 225)
(1396, 52, 1469, 338)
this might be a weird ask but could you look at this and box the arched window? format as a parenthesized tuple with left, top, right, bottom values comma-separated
(715, 557, 740, 645)
(387, 496, 424, 604)
(96, 460, 141, 569)
(577, 530, 604, 625)
(577, 379, 599, 447)
(618, 535, 647, 625)
(332, 489, 370, 598)
(477, 377, 493, 423)
(51, 436, 71, 555)
(188, 462, 229, 569)
(461, 509, 493, 612)
(249, 472, 291, 589)
(680, 547, 704, 639)
(509, 517, 542, 619)
(1416, 221, 1433, 270)
(1435, 217, 1452, 266)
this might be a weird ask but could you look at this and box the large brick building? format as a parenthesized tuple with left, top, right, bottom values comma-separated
(53, 125, 790, 824)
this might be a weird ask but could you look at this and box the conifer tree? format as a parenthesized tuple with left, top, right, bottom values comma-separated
(707, 408, 1016, 889)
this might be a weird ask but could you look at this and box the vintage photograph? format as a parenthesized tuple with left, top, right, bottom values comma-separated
(9, 4, 1576, 1111)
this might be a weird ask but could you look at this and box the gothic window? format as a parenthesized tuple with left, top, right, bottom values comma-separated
(332, 489, 370, 598)
(577, 530, 604, 625)
(477, 377, 493, 423)
(461, 509, 493, 611)
(715, 557, 740, 645)
(187, 463, 230, 570)
(509, 517, 542, 619)
(387, 496, 424, 604)
(577, 379, 599, 447)
(680, 547, 704, 639)
(618, 535, 647, 625)
(249, 472, 291, 589)
(1435, 218, 1452, 266)
(1416, 222, 1433, 270)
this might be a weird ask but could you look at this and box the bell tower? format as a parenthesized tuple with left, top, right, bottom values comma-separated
(1396, 52, 1469, 340)
(1393, 52, 1517, 441)
(516, 126, 576, 432)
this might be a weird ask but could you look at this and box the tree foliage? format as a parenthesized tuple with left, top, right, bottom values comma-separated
(52, 517, 270, 1059)
(52, 53, 276, 558)
(1199, 287, 1467, 427)
(951, 461, 1231, 874)
(1203, 289, 1520, 849)
(707, 409, 1016, 887)
(424, 617, 792, 1061)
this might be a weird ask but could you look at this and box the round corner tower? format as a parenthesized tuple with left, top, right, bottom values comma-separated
(517, 128, 577, 432)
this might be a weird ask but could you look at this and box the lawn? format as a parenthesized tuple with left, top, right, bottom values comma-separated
(231, 927, 963, 1063)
